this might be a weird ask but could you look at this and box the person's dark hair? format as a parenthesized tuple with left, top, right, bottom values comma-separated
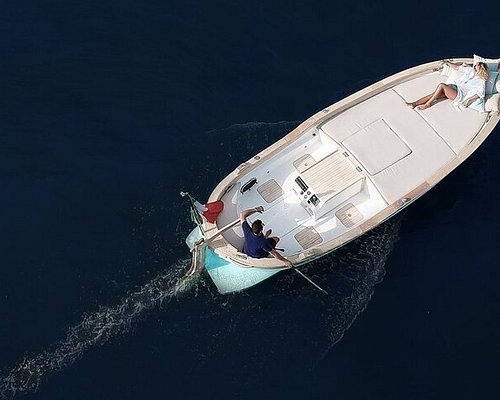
(251, 219, 263, 234)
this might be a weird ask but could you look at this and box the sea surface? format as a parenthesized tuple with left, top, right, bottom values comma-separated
(1, 1, 499, 399)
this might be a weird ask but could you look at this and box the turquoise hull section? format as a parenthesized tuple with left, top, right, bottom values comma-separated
(186, 226, 285, 294)
(205, 248, 284, 294)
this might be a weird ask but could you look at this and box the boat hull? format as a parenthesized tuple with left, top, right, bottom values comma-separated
(194, 58, 500, 293)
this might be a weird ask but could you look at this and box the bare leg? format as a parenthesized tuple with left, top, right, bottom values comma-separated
(407, 93, 433, 108)
(270, 236, 280, 244)
(416, 83, 457, 110)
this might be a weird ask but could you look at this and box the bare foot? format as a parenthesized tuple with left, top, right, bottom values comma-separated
(406, 102, 416, 109)
(416, 103, 430, 110)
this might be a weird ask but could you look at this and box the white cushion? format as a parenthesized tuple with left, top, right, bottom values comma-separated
(321, 71, 489, 204)
(474, 54, 500, 71)
(321, 86, 457, 203)
(394, 72, 488, 153)
(441, 64, 465, 84)
(485, 94, 500, 112)
(342, 119, 412, 175)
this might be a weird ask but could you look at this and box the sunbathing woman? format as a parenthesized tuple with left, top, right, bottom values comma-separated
(407, 61, 489, 110)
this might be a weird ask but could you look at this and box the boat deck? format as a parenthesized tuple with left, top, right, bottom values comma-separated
(217, 130, 387, 258)
(321, 71, 488, 203)
(214, 69, 490, 262)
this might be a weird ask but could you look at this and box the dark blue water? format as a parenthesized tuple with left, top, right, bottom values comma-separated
(1, 1, 500, 398)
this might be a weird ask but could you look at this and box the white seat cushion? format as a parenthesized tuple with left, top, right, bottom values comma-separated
(342, 119, 412, 175)
(394, 72, 488, 153)
(320, 84, 456, 203)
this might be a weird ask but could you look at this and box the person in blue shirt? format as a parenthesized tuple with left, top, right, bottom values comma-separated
(240, 206, 293, 268)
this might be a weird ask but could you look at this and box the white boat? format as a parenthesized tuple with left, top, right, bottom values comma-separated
(186, 58, 500, 294)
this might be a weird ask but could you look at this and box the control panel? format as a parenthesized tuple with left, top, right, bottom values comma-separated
(294, 176, 320, 212)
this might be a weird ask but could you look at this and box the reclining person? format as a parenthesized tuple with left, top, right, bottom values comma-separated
(240, 207, 293, 268)
(407, 61, 489, 110)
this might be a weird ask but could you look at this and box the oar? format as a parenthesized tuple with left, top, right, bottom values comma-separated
(203, 218, 241, 244)
(183, 205, 329, 294)
(291, 266, 329, 295)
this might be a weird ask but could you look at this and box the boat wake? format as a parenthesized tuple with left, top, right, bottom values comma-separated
(315, 217, 402, 358)
(190, 217, 403, 391)
(0, 205, 401, 399)
(0, 259, 197, 399)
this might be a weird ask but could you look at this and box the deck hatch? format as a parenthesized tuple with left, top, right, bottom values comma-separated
(257, 179, 284, 203)
(293, 154, 316, 173)
(336, 203, 363, 227)
(294, 227, 323, 250)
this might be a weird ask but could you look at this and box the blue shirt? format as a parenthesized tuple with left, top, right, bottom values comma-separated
(242, 221, 272, 258)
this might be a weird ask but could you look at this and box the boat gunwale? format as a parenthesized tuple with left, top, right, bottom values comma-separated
(203, 58, 500, 268)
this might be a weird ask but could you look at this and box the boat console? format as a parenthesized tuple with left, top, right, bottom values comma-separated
(292, 150, 365, 219)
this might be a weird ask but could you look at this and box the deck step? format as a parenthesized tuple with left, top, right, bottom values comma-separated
(257, 179, 283, 203)
(294, 226, 323, 250)
(336, 203, 363, 227)
(293, 154, 316, 172)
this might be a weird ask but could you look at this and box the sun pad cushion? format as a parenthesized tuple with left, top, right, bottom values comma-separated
(342, 119, 412, 175)
(320, 71, 488, 203)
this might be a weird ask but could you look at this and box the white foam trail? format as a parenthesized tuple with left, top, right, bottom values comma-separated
(0, 121, 403, 397)
(0, 259, 195, 399)
(313, 218, 402, 366)
(0, 219, 403, 397)
(191, 218, 403, 386)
